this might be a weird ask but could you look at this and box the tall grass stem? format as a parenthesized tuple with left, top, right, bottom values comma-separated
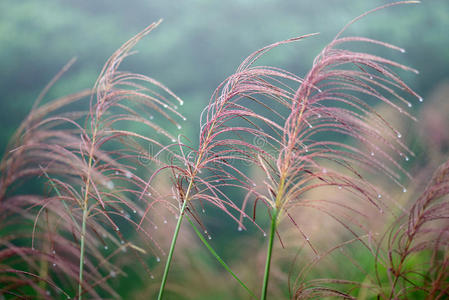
(261, 209, 277, 300)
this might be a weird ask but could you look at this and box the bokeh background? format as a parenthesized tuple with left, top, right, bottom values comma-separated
(1, 0, 449, 299)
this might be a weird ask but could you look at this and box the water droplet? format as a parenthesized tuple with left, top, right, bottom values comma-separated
(177, 124, 182, 130)
(317, 114, 321, 118)
(106, 181, 115, 190)
(397, 132, 402, 138)
(171, 139, 176, 143)
(163, 219, 167, 224)
(238, 226, 242, 231)
(150, 115, 154, 120)
(110, 271, 116, 278)
(125, 171, 132, 179)
(403, 188, 407, 193)
(305, 148, 309, 153)
(322, 168, 327, 174)
(115, 171, 119, 175)
(154, 225, 158, 230)
(204, 230, 208, 234)
(338, 186, 342, 190)
(400, 48, 406, 53)
(179, 100, 184, 106)
(156, 257, 161, 262)
(120, 240, 125, 245)
(46, 290, 51, 296)
(150, 275, 155, 279)
(133, 209, 137, 214)
(174, 105, 178, 109)
(252, 183, 257, 187)
(369, 75, 374, 80)
(115, 227, 120, 231)
(182, 117, 187, 121)
(207, 235, 212, 240)
(52, 263, 56, 267)
(306, 237, 310, 241)
(378, 194, 382, 199)
(379, 208, 384, 214)
(148, 192, 152, 196)
(163, 104, 168, 108)
(263, 232, 267, 237)
(370, 152, 375, 156)
(407, 103, 412, 108)
(318, 89, 323, 93)
(405, 156, 409, 161)
(202, 209, 206, 213)
(104, 246, 108, 250)
(309, 124, 313, 128)
(418, 96, 423, 102)
(52, 250, 56, 254)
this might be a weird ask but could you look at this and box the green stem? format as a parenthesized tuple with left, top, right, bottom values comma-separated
(186, 215, 257, 299)
(261, 209, 278, 300)
(157, 199, 188, 300)
(78, 207, 88, 299)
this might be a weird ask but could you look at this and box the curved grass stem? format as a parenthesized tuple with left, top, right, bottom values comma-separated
(157, 199, 188, 300)
(261, 209, 278, 300)
(186, 215, 257, 299)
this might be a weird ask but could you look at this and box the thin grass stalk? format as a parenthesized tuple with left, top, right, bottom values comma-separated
(157, 185, 190, 300)
(261, 209, 278, 300)
(185, 214, 257, 299)
(79, 128, 97, 300)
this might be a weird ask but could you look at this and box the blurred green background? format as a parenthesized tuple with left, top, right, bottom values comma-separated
(1, 1, 449, 298)
(1, 0, 448, 157)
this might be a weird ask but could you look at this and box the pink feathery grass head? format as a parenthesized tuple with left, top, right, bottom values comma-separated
(0, 20, 184, 297)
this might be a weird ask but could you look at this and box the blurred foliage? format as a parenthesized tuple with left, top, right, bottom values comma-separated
(1, 1, 449, 298)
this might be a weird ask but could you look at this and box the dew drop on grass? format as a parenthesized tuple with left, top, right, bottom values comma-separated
(115, 171, 119, 175)
(163, 219, 167, 224)
(182, 116, 187, 121)
(238, 226, 242, 232)
(202, 209, 206, 213)
(179, 100, 184, 106)
(115, 227, 120, 231)
(338, 186, 342, 190)
(403, 188, 407, 193)
(263, 232, 267, 237)
(163, 104, 168, 108)
(148, 192, 152, 196)
(156, 257, 161, 262)
(154, 225, 158, 230)
(174, 105, 178, 110)
(125, 171, 132, 179)
(110, 271, 116, 278)
(177, 124, 182, 130)
(207, 235, 212, 240)
(104, 246, 108, 250)
(378, 194, 382, 199)
(53, 263, 57, 267)
(150, 275, 155, 279)
(405, 156, 409, 161)
(52, 250, 56, 254)
(133, 209, 137, 214)
(46, 291, 51, 296)
(150, 115, 154, 120)
(309, 124, 313, 128)
(419, 96, 423, 102)
(171, 139, 176, 143)
(397, 132, 402, 138)
(204, 230, 208, 234)
(407, 103, 412, 108)
(399, 48, 406, 53)
(371, 152, 375, 156)
(120, 240, 125, 245)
